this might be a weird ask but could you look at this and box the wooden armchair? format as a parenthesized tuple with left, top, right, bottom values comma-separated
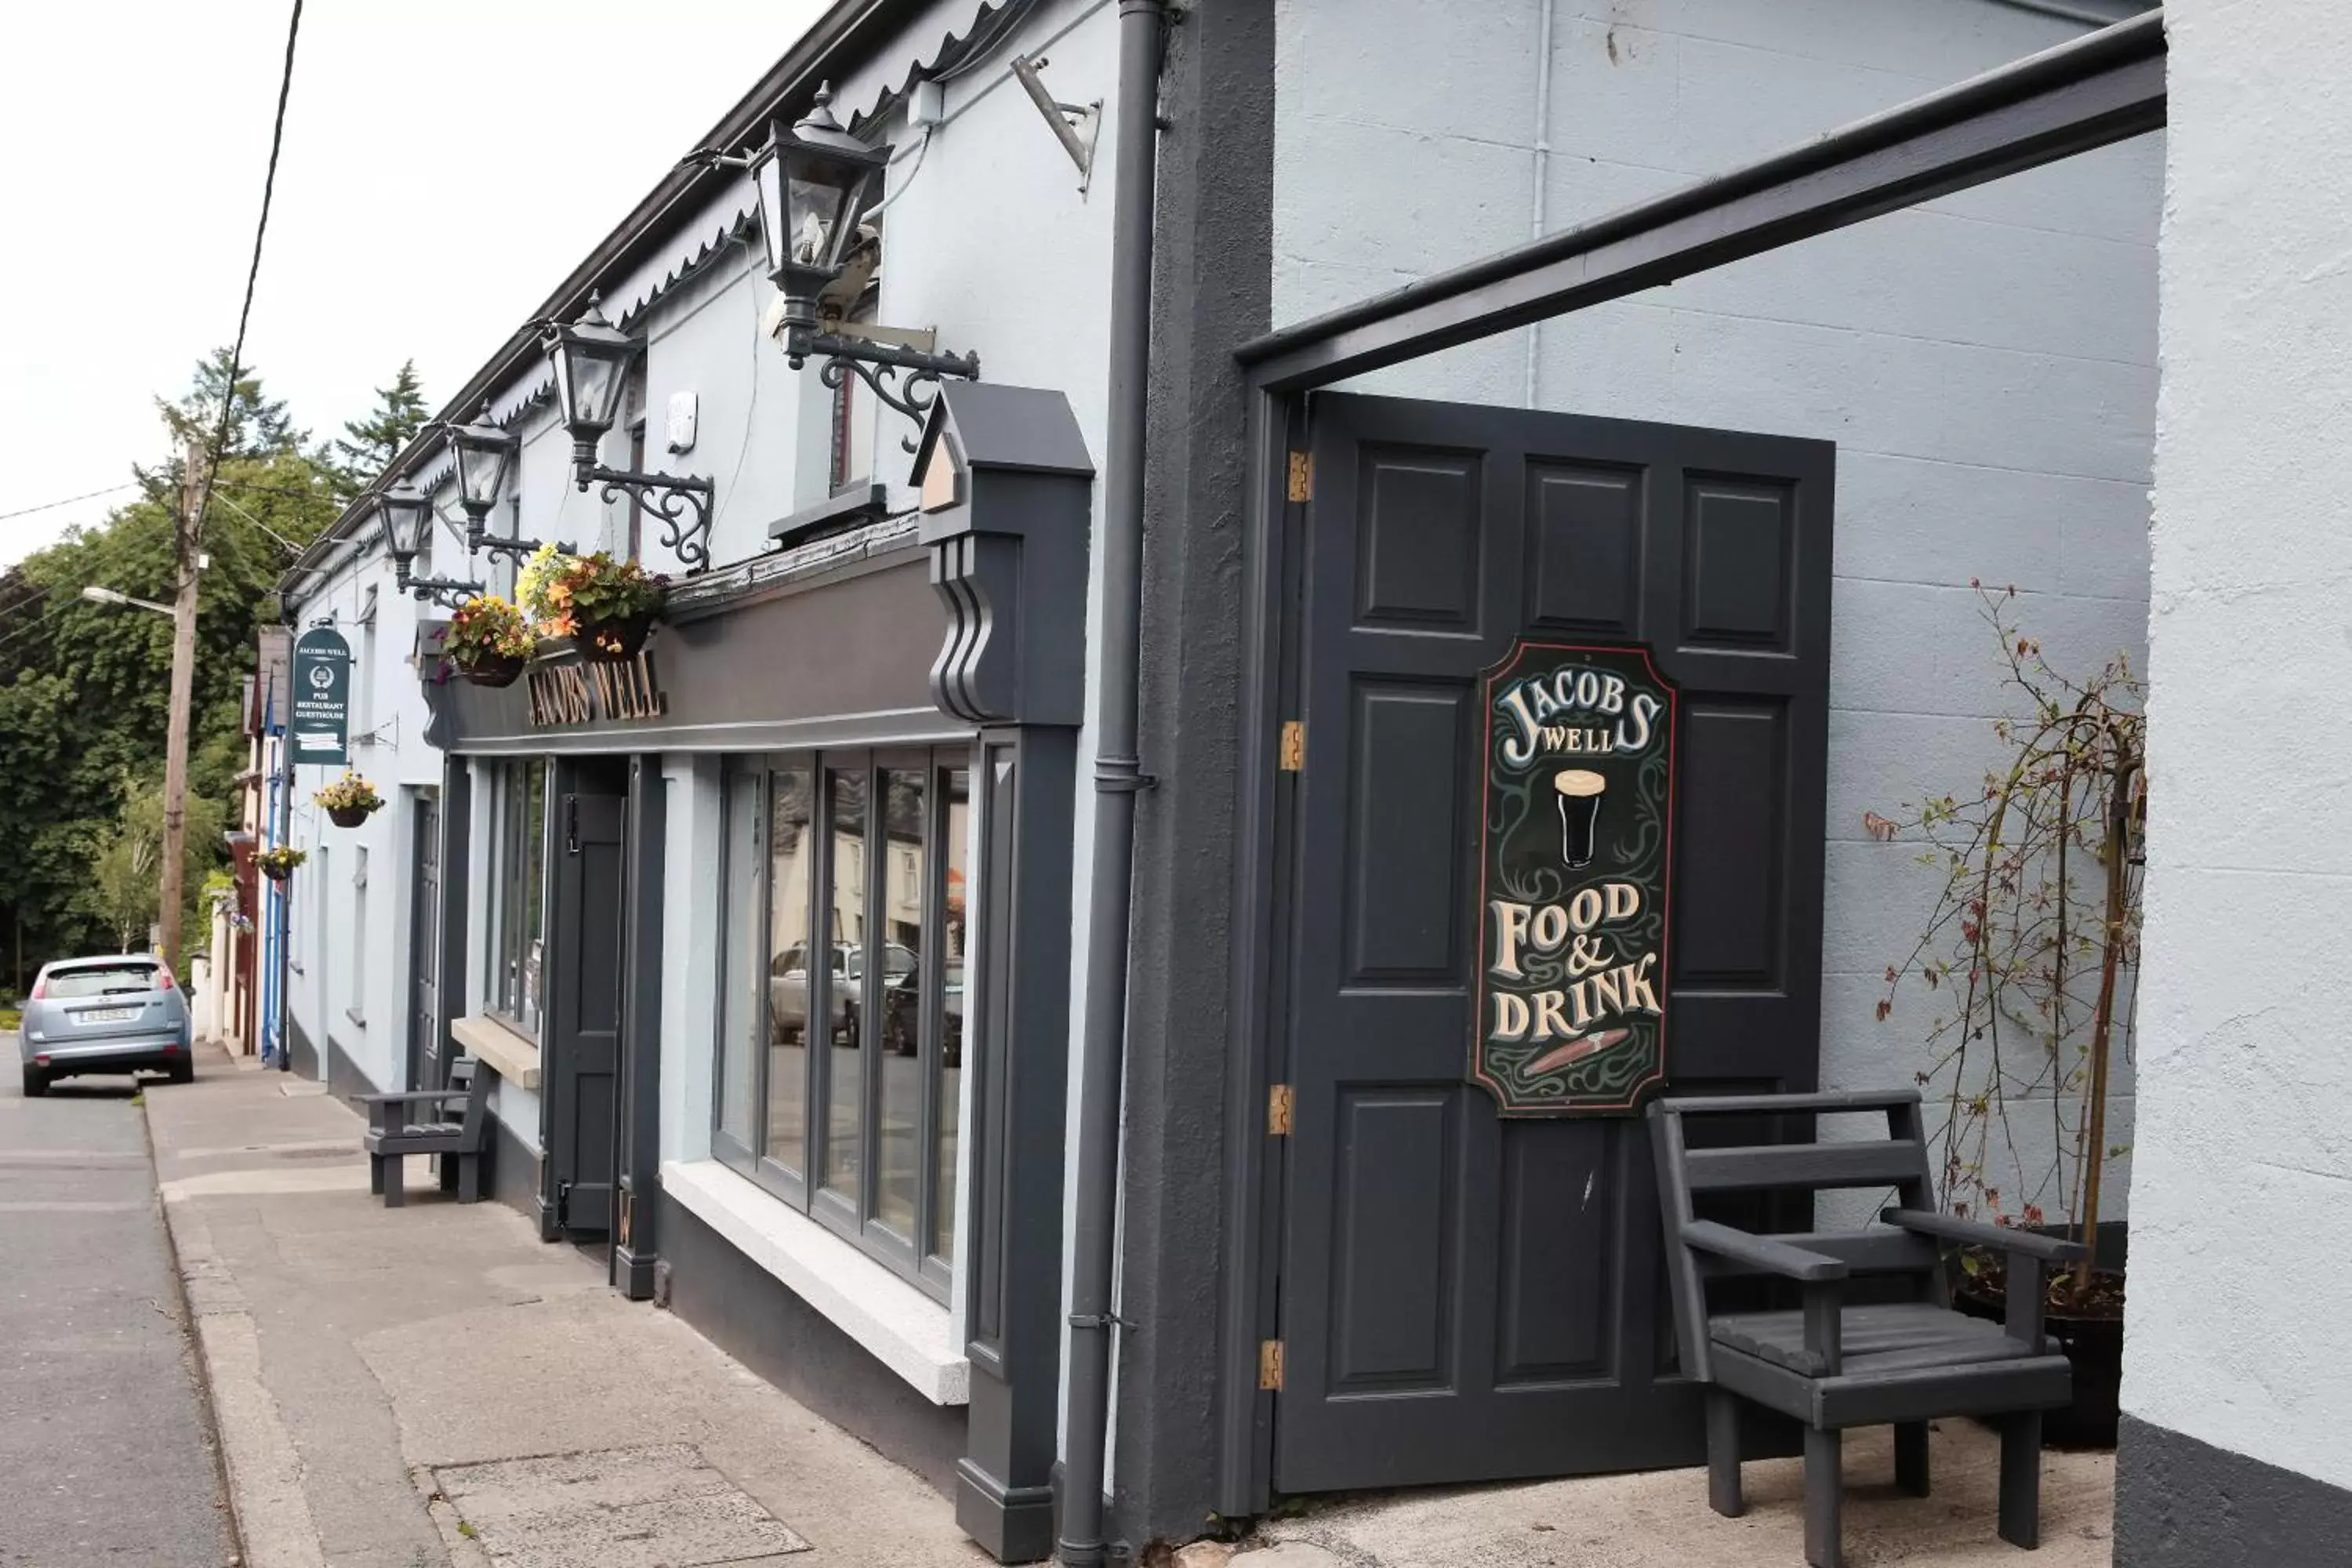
(354, 1056, 492, 1208)
(1648, 1088, 2085, 1568)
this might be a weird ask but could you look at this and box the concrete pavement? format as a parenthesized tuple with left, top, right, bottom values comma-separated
(1213, 1419, 2114, 1568)
(149, 1041, 985, 1568)
(0, 1049, 237, 1567)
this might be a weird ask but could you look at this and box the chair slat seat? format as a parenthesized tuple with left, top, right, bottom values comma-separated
(1711, 1302, 2039, 1377)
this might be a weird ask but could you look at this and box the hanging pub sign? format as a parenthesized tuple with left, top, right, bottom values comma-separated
(1471, 640, 1679, 1116)
(289, 626, 352, 768)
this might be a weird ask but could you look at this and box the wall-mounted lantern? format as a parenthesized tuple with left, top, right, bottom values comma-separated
(373, 477, 481, 607)
(750, 85, 979, 439)
(540, 294, 716, 572)
(438, 405, 546, 561)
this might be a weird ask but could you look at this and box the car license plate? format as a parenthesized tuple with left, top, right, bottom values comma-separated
(82, 1007, 138, 1023)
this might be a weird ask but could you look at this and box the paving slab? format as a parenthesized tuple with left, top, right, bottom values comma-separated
(148, 1044, 984, 1568)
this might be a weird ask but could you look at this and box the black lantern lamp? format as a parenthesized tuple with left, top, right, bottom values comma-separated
(752, 85, 889, 340)
(539, 292, 717, 572)
(438, 405, 545, 561)
(372, 477, 481, 608)
(750, 85, 978, 435)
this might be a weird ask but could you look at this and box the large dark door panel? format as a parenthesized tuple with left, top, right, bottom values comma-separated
(1272, 393, 1832, 1492)
(546, 786, 625, 1239)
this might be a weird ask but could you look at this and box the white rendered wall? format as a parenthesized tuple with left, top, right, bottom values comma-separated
(1274, 0, 2158, 1216)
(278, 539, 444, 1098)
(2118, 0, 2352, 1489)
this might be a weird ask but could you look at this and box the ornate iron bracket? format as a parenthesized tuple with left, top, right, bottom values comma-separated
(576, 463, 716, 572)
(789, 327, 980, 453)
(400, 571, 483, 609)
(464, 519, 550, 561)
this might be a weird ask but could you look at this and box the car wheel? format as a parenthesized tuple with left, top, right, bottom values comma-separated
(169, 1057, 195, 1085)
(20, 1065, 47, 1098)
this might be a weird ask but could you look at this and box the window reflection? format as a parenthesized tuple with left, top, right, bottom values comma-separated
(877, 769, 926, 1240)
(823, 768, 866, 1194)
(934, 766, 969, 1267)
(765, 770, 812, 1177)
(717, 768, 761, 1150)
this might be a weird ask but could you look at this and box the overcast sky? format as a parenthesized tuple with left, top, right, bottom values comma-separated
(0, 0, 826, 567)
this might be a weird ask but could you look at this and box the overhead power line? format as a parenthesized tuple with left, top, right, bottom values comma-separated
(0, 483, 140, 524)
(198, 0, 306, 528)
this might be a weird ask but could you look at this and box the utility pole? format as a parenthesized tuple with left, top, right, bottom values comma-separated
(158, 436, 206, 974)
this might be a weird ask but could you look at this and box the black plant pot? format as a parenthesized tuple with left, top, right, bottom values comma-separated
(327, 805, 374, 829)
(262, 865, 293, 883)
(1955, 1270, 2125, 1449)
(459, 653, 527, 688)
(574, 612, 654, 663)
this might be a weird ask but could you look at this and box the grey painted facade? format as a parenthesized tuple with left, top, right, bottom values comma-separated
(268, 0, 2179, 1560)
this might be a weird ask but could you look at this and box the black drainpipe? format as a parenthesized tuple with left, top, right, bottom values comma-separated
(1058, 1, 1164, 1563)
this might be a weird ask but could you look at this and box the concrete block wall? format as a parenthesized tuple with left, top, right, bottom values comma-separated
(1274, 0, 2158, 1217)
(2113, 0, 2352, 1541)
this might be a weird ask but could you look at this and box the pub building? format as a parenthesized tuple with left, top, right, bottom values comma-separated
(263, 1, 2164, 1561)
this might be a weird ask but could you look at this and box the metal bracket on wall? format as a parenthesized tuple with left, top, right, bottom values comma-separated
(1009, 53, 1105, 194)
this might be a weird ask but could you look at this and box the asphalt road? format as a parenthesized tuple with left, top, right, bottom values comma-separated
(0, 1046, 236, 1566)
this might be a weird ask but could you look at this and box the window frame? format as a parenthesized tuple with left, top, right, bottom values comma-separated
(487, 758, 550, 1040)
(710, 744, 969, 1300)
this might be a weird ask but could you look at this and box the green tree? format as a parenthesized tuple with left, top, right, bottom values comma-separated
(328, 361, 430, 501)
(0, 354, 340, 978)
(82, 776, 227, 954)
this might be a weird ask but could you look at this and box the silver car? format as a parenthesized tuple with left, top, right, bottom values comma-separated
(18, 953, 194, 1095)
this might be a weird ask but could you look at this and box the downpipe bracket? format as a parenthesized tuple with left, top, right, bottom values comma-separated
(1093, 754, 1158, 793)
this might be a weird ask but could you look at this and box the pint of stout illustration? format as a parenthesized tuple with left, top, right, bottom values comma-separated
(1553, 769, 1607, 867)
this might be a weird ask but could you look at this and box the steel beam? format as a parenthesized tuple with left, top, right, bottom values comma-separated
(1238, 11, 2165, 393)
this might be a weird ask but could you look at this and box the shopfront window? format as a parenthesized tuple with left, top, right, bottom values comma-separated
(711, 748, 968, 1296)
(491, 759, 548, 1035)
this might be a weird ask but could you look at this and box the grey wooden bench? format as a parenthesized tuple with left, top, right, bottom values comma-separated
(355, 1056, 490, 1208)
(1648, 1088, 2086, 1568)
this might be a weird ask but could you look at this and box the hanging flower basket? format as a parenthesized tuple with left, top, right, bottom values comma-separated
(521, 550, 666, 665)
(444, 594, 535, 686)
(573, 611, 655, 663)
(256, 847, 307, 882)
(460, 652, 528, 688)
(314, 771, 384, 828)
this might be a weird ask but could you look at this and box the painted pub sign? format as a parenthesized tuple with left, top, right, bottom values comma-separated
(1471, 641, 1679, 1116)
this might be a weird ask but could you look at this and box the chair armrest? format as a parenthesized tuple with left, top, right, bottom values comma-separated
(1681, 1219, 1849, 1282)
(1881, 1208, 2086, 1264)
(353, 1089, 470, 1105)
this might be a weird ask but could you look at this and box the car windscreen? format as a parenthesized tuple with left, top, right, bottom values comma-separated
(45, 963, 158, 999)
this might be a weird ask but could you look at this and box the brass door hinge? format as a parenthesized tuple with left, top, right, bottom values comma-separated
(1267, 1083, 1294, 1136)
(1278, 720, 1305, 771)
(1287, 452, 1312, 503)
(1259, 1338, 1286, 1391)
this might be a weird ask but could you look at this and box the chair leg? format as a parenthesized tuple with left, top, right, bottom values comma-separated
(1705, 1388, 1744, 1518)
(457, 1152, 481, 1204)
(1998, 1411, 2042, 1549)
(1804, 1425, 1842, 1568)
(439, 1154, 460, 1193)
(368, 1154, 385, 1196)
(1895, 1421, 1931, 1497)
(383, 1153, 405, 1208)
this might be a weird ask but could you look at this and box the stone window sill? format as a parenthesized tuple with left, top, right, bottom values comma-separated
(661, 1159, 967, 1406)
(450, 1013, 543, 1090)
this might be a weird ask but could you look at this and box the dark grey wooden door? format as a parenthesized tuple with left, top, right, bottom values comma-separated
(408, 793, 440, 1091)
(1272, 391, 1833, 1492)
(546, 788, 625, 1238)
